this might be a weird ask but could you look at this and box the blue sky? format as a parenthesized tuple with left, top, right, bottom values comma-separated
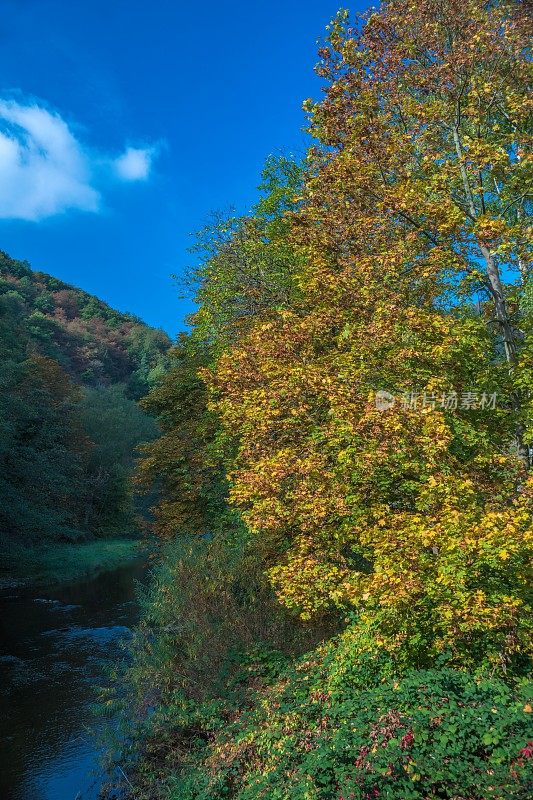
(0, 0, 366, 336)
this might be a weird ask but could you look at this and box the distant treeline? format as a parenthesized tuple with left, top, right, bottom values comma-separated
(0, 251, 171, 547)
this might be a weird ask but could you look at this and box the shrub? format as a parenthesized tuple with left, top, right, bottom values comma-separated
(171, 664, 533, 800)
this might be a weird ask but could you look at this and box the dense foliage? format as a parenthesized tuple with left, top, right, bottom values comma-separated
(0, 250, 170, 395)
(113, 2, 532, 798)
(167, 664, 533, 800)
(0, 251, 169, 558)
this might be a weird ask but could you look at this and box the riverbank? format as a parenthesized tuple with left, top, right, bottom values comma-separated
(0, 538, 143, 591)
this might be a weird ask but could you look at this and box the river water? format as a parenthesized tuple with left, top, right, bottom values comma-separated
(0, 560, 146, 800)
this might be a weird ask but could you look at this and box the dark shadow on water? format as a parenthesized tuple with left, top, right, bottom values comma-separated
(0, 559, 147, 800)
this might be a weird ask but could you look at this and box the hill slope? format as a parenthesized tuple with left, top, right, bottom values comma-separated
(0, 251, 171, 556)
(0, 250, 170, 398)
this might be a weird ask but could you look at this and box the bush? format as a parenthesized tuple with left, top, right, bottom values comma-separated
(106, 534, 336, 797)
(171, 664, 533, 800)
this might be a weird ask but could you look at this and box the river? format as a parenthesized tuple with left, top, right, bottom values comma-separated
(0, 560, 147, 800)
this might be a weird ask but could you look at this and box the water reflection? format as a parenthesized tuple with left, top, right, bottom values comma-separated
(0, 560, 146, 800)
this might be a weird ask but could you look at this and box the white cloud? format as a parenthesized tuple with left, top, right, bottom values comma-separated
(113, 146, 155, 182)
(0, 97, 158, 221)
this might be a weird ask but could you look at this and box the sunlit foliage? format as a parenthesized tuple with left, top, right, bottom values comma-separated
(120, 3, 532, 798)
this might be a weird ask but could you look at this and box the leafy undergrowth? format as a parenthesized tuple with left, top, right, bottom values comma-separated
(117, 630, 533, 800)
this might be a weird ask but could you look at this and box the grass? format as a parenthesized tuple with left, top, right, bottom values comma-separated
(0, 538, 143, 589)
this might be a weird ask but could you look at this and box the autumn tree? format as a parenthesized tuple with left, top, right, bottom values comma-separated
(302, 0, 532, 467)
(207, 0, 533, 671)
(185, 155, 303, 352)
(137, 157, 304, 539)
(136, 334, 230, 539)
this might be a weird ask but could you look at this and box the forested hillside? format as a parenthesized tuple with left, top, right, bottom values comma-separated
(112, 2, 533, 799)
(0, 251, 170, 396)
(0, 251, 171, 561)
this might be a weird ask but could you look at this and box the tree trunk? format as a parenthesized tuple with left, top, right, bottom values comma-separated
(480, 243, 530, 471)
